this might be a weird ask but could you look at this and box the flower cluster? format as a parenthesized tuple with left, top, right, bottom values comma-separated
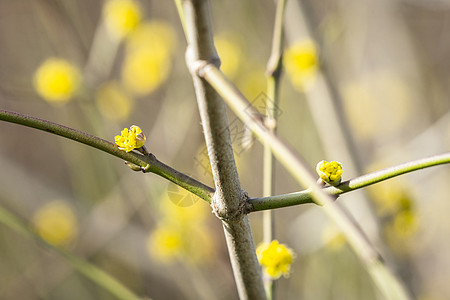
(95, 81, 133, 121)
(316, 160, 343, 185)
(121, 20, 175, 96)
(256, 240, 295, 279)
(284, 40, 319, 92)
(33, 201, 78, 247)
(369, 178, 419, 254)
(33, 58, 81, 103)
(103, 0, 141, 40)
(115, 125, 146, 152)
(147, 191, 214, 264)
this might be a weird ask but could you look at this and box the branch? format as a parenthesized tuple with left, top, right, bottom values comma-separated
(0, 109, 214, 202)
(193, 63, 411, 299)
(250, 151, 450, 211)
(181, 0, 266, 298)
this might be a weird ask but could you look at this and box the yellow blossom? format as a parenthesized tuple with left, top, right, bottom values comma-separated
(121, 21, 175, 96)
(95, 81, 134, 121)
(103, 0, 141, 40)
(256, 240, 295, 279)
(125, 20, 176, 55)
(368, 176, 412, 217)
(316, 160, 343, 185)
(33, 201, 78, 247)
(33, 58, 81, 103)
(147, 199, 214, 264)
(121, 47, 171, 96)
(385, 210, 419, 254)
(392, 210, 419, 238)
(148, 226, 183, 263)
(115, 125, 146, 152)
(284, 40, 318, 92)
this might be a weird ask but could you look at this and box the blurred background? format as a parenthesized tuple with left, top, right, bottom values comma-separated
(0, 0, 450, 299)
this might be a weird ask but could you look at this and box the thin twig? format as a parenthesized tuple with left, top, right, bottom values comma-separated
(263, 0, 287, 299)
(250, 151, 450, 211)
(0, 109, 214, 202)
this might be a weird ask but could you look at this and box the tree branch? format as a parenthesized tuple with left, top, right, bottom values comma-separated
(0, 109, 214, 202)
(193, 62, 412, 299)
(250, 151, 450, 211)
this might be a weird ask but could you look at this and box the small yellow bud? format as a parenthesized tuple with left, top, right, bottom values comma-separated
(115, 125, 146, 152)
(316, 160, 343, 185)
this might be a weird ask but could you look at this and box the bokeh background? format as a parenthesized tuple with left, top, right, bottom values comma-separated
(1, 0, 450, 299)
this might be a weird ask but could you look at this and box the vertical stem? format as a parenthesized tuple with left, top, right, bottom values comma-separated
(263, 1, 287, 299)
(262, 65, 277, 300)
(182, 1, 266, 299)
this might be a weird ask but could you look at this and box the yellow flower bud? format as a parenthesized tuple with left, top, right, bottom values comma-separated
(115, 125, 146, 152)
(316, 160, 343, 185)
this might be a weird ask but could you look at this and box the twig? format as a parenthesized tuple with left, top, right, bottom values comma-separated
(0, 109, 214, 202)
(250, 151, 450, 211)
(263, 0, 287, 298)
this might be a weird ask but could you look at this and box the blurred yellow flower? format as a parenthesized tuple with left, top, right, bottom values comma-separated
(392, 210, 418, 238)
(115, 125, 146, 152)
(148, 226, 183, 263)
(121, 47, 170, 96)
(148, 199, 214, 264)
(33, 201, 78, 247)
(161, 193, 209, 224)
(385, 210, 419, 254)
(368, 177, 412, 216)
(103, 0, 141, 40)
(215, 33, 243, 79)
(316, 160, 343, 185)
(121, 21, 175, 96)
(95, 81, 134, 121)
(284, 40, 319, 92)
(342, 72, 413, 141)
(256, 240, 295, 279)
(33, 58, 81, 104)
(126, 20, 176, 55)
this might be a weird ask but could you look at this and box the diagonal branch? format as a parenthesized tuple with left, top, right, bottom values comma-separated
(0, 109, 214, 202)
